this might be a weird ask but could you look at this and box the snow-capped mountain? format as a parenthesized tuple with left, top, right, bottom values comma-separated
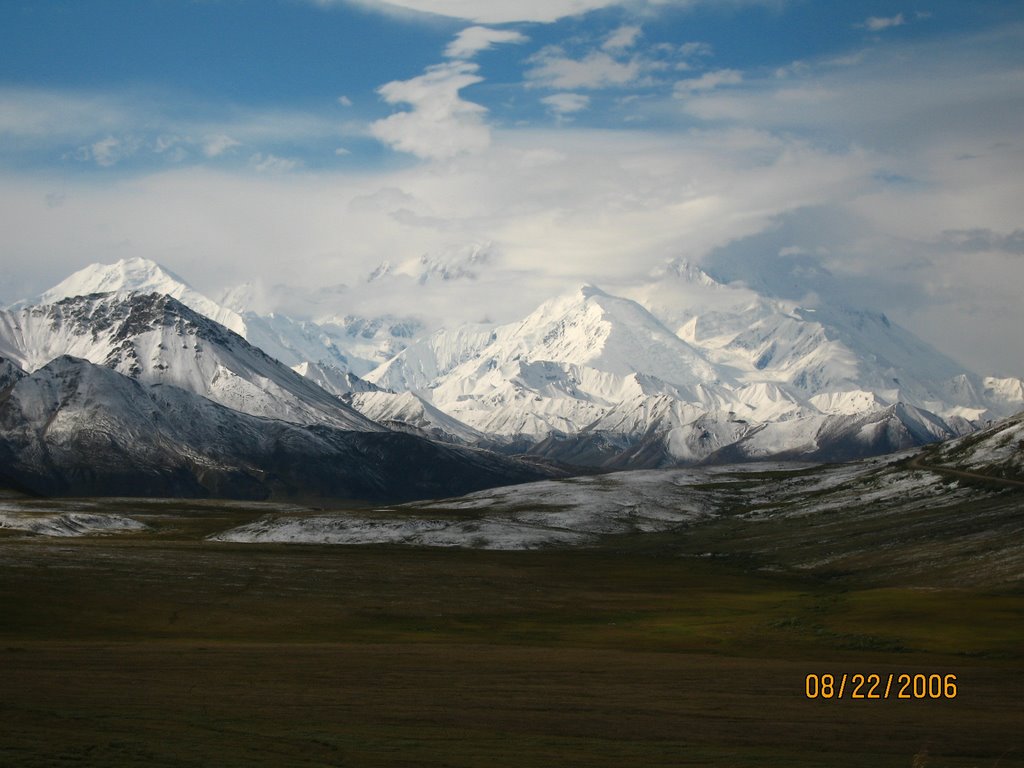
(982, 377, 1024, 414)
(358, 273, 1023, 466)
(0, 356, 24, 391)
(39, 257, 247, 335)
(238, 312, 353, 374)
(924, 409, 1024, 480)
(10, 256, 1024, 472)
(0, 355, 555, 500)
(309, 314, 425, 375)
(367, 284, 735, 439)
(0, 292, 379, 431)
(710, 305, 965, 406)
(626, 258, 777, 348)
(367, 323, 499, 394)
(705, 402, 966, 464)
(627, 259, 1010, 421)
(291, 360, 384, 397)
(345, 390, 487, 445)
(366, 241, 494, 285)
(33, 257, 424, 379)
(365, 282, 804, 446)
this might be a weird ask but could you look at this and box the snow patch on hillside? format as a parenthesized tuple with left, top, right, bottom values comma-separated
(212, 469, 717, 548)
(0, 505, 148, 537)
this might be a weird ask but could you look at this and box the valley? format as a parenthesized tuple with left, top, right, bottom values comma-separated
(1, 259, 1022, 766)
(1, 449, 1022, 767)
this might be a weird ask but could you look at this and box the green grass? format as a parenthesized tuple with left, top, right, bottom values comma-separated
(0, 497, 1022, 767)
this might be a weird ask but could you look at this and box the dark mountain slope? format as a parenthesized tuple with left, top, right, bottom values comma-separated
(0, 356, 558, 501)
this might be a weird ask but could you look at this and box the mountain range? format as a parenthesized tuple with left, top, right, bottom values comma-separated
(1, 256, 1021, 499)
(0, 354, 552, 500)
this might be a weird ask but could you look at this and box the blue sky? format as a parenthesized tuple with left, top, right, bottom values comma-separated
(1, 0, 1011, 167)
(1, 0, 1023, 374)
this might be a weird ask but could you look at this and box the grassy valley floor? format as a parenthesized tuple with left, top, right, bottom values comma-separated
(1, 494, 1022, 768)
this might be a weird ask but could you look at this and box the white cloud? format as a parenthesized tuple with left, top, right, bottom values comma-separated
(154, 135, 183, 154)
(603, 25, 642, 52)
(335, 147, 351, 156)
(249, 153, 300, 172)
(444, 26, 528, 59)
(526, 35, 714, 92)
(316, 0, 781, 24)
(370, 61, 490, 159)
(679, 41, 713, 58)
(680, 35, 1024, 145)
(674, 69, 742, 96)
(0, 90, 131, 142)
(321, 0, 621, 24)
(0, 127, 879, 316)
(153, 135, 189, 163)
(337, 95, 353, 106)
(90, 136, 123, 166)
(0, 87, 350, 170)
(202, 134, 241, 158)
(3, 18, 1024, 376)
(526, 49, 644, 90)
(4, 97, 1024, 374)
(860, 13, 905, 31)
(81, 135, 142, 167)
(541, 92, 591, 117)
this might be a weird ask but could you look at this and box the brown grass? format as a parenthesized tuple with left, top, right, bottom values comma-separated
(0, 500, 1021, 767)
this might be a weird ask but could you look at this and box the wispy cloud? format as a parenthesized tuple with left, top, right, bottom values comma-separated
(0, 87, 351, 169)
(0, 89, 133, 142)
(940, 228, 1024, 255)
(445, 26, 528, 59)
(681, 31, 1024, 145)
(249, 153, 301, 173)
(315, 0, 621, 24)
(84, 135, 142, 167)
(314, 0, 785, 24)
(369, 25, 529, 160)
(525, 33, 715, 95)
(153, 135, 188, 163)
(202, 134, 241, 158)
(858, 13, 905, 32)
(370, 61, 490, 159)
(541, 92, 591, 118)
(603, 25, 642, 52)
(674, 69, 742, 96)
(526, 48, 645, 90)
(679, 41, 713, 58)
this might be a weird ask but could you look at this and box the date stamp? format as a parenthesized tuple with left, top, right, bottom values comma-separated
(805, 673, 957, 700)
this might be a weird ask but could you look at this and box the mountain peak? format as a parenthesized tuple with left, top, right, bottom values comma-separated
(39, 257, 245, 335)
(658, 258, 720, 287)
(577, 283, 609, 299)
(42, 257, 181, 300)
(1, 290, 382, 431)
(502, 283, 722, 387)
